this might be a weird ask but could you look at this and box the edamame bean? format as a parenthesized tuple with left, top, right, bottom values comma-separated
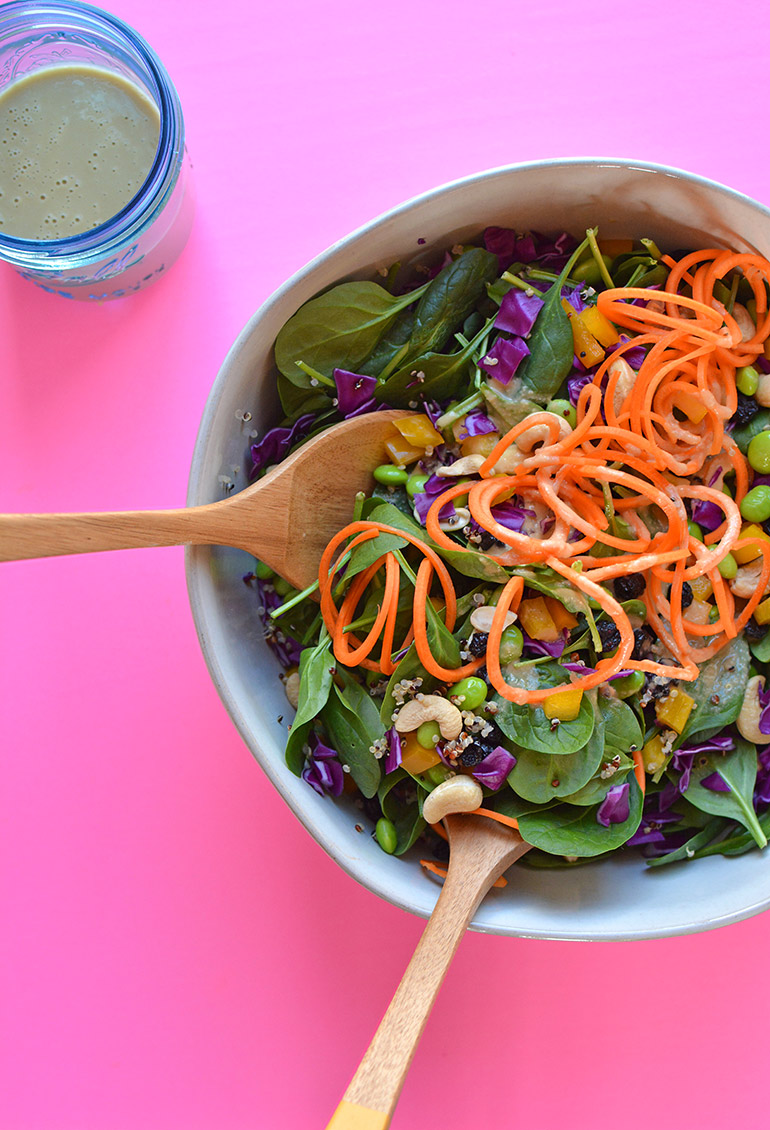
(406, 472, 430, 498)
(748, 431, 770, 473)
(716, 551, 737, 579)
(740, 485, 770, 523)
(687, 521, 703, 542)
(375, 817, 398, 854)
(612, 670, 645, 699)
(499, 624, 524, 663)
(426, 764, 450, 786)
(546, 398, 577, 428)
(451, 676, 487, 710)
(416, 721, 441, 749)
(373, 463, 409, 486)
(272, 576, 294, 597)
(254, 560, 274, 580)
(737, 365, 760, 397)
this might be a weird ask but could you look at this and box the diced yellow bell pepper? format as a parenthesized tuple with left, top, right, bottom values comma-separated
(598, 238, 634, 257)
(674, 390, 709, 424)
(400, 732, 441, 775)
(562, 299, 605, 367)
(655, 690, 695, 734)
(684, 598, 712, 625)
(543, 687, 584, 722)
(393, 414, 443, 449)
(578, 305, 620, 348)
(384, 431, 424, 468)
(517, 597, 560, 642)
(733, 523, 770, 565)
(755, 596, 770, 625)
(544, 597, 578, 632)
(689, 574, 714, 602)
(460, 431, 499, 457)
(641, 733, 669, 774)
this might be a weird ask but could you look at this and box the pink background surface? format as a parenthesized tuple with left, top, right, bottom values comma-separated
(3, 1, 770, 1127)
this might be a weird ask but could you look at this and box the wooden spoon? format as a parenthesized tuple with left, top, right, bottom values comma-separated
(0, 408, 410, 588)
(326, 814, 531, 1129)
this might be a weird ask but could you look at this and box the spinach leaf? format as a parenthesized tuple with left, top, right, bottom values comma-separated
(485, 789, 557, 821)
(511, 566, 593, 616)
(406, 248, 499, 359)
(611, 252, 668, 289)
(359, 308, 416, 377)
(378, 768, 428, 855)
(437, 547, 511, 584)
(321, 679, 383, 797)
(517, 237, 590, 401)
(559, 762, 633, 807)
(750, 631, 770, 664)
(284, 637, 335, 775)
(425, 599, 461, 668)
(492, 662, 596, 756)
(678, 636, 750, 743)
(508, 723, 604, 804)
(373, 322, 492, 408)
(645, 817, 730, 868)
(276, 372, 330, 418)
(517, 776, 644, 857)
(370, 483, 415, 518)
(665, 807, 770, 862)
(274, 280, 428, 380)
(380, 643, 434, 726)
(601, 698, 644, 758)
(731, 410, 770, 455)
(681, 737, 767, 848)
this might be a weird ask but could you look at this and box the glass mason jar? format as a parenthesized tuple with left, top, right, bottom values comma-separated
(0, 1, 193, 299)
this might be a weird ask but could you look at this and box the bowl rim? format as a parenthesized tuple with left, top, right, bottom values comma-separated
(185, 156, 770, 941)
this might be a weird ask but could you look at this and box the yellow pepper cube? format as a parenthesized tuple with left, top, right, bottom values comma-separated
(562, 300, 605, 367)
(674, 390, 709, 424)
(544, 597, 579, 632)
(384, 432, 424, 468)
(755, 596, 770, 625)
(733, 524, 770, 564)
(641, 733, 668, 774)
(579, 305, 620, 348)
(400, 732, 441, 775)
(393, 414, 443, 449)
(655, 690, 695, 734)
(543, 687, 584, 722)
(460, 431, 499, 457)
(517, 597, 560, 642)
(689, 574, 714, 602)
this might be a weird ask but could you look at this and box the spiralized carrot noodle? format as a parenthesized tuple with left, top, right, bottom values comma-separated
(315, 245, 770, 704)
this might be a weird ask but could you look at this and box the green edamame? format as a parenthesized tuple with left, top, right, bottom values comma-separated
(740, 485, 770, 523)
(748, 431, 770, 473)
(546, 399, 577, 428)
(499, 624, 524, 663)
(375, 817, 398, 854)
(737, 365, 759, 397)
(416, 721, 441, 749)
(406, 472, 430, 498)
(373, 463, 409, 486)
(450, 676, 487, 710)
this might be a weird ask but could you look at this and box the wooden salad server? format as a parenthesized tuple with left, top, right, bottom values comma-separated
(0, 409, 410, 589)
(326, 814, 531, 1130)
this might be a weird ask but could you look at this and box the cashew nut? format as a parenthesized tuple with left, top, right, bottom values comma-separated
(514, 415, 571, 453)
(737, 675, 768, 744)
(756, 378, 770, 409)
(394, 694, 463, 740)
(731, 302, 756, 343)
(422, 775, 484, 824)
(608, 357, 636, 415)
(283, 671, 300, 710)
(729, 557, 770, 600)
(470, 605, 517, 633)
(436, 455, 485, 477)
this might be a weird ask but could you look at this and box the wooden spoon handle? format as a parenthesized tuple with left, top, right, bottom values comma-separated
(326, 818, 530, 1129)
(0, 504, 232, 561)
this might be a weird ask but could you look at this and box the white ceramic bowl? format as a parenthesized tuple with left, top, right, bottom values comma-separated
(186, 157, 770, 941)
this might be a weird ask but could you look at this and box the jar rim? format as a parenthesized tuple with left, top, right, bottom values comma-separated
(0, 0, 184, 263)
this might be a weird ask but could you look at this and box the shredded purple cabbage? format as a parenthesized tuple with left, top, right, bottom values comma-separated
(482, 227, 537, 270)
(256, 578, 304, 666)
(413, 473, 456, 525)
(596, 782, 630, 827)
(608, 337, 647, 369)
(472, 746, 517, 790)
(567, 371, 594, 406)
(385, 728, 402, 774)
(690, 499, 724, 532)
(302, 735, 344, 798)
(678, 734, 735, 756)
(758, 681, 770, 735)
(250, 412, 316, 478)
(521, 632, 566, 658)
(490, 501, 535, 532)
(458, 409, 497, 439)
(479, 337, 530, 385)
(494, 289, 544, 337)
(333, 369, 378, 416)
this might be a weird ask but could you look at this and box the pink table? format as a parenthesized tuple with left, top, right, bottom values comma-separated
(3, 1, 770, 1127)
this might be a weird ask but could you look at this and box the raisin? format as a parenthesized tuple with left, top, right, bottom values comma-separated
(613, 573, 646, 601)
(632, 626, 654, 660)
(744, 617, 768, 642)
(597, 619, 622, 651)
(731, 392, 761, 428)
(468, 632, 489, 657)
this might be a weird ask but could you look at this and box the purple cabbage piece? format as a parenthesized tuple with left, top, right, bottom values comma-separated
(562, 284, 588, 314)
(413, 473, 456, 526)
(532, 230, 578, 270)
(522, 632, 566, 659)
(250, 412, 316, 478)
(752, 475, 770, 488)
(458, 409, 497, 439)
(421, 399, 443, 428)
(472, 745, 517, 791)
(255, 578, 304, 666)
(690, 499, 724, 532)
(483, 227, 537, 270)
(385, 727, 403, 774)
(560, 664, 633, 681)
(490, 501, 535, 532)
(479, 336, 530, 385)
(701, 771, 731, 793)
(494, 289, 544, 337)
(302, 735, 344, 798)
(758, 682, 770, 736)
(567, 371, 594, 406)
(607, 337, 647, 369)
(678, 734, 735, 756)
(596, 782, 630, 827)
(333, 369, 378, 417)
(757, 356, 770, 375)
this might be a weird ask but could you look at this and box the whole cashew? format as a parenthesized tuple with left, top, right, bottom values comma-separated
(422, 775, 484, 824)
(515, 414, 571, 454)
(394, 694, 463, 740)
(755, 378, 770, 409)
(737, 675, 769, 744)
(608, 357, 636, 415)
(729, 557, 770, 601)
(436, 455, 485, 477)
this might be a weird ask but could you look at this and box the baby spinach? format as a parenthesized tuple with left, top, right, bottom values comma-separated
(359, 308, 416, 377)
(678, 636, 750, 743)
(511, 565, 593, 616)
(322, 675, 384, 797)
(732, 409, 770, 455)
(749, 631, 770, 664)
(378, 768, 428, 854)
(380, 643, 434, 727)
(436, 547, 510, 584)
(284, 636, 335, 775)
(276, 372, 331, 418)
(492, 662, 596, 755)
(406, 248, 499, 359)
(373, 316, 495, 408)
(559, 762, 633, 807)
(681, 737, 767, 848)
(601, 698, 644, 758)
(517, 776, 644, 857)
(645, 817, 730, 868)
(274, 279, 429, 381)
(508, 724, 604, 804)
